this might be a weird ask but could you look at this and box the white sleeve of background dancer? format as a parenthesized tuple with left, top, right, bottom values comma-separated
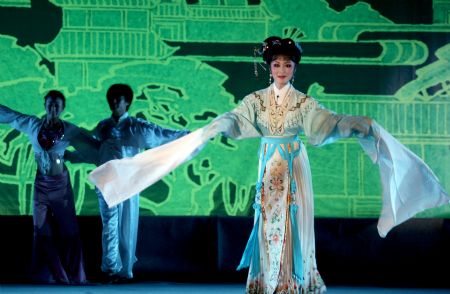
(358, 121, 450, 237)
(88, 127, 211, 208)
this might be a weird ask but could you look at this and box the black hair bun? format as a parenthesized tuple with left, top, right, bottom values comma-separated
(260, 36, 302, 64)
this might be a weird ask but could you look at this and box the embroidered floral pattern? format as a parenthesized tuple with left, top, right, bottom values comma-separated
(252, 91, 270, 132)
(289, 95, 308, 112)
(269, 160, 286, 193)
(262, 154, 289, 291)
(247, 275, 326, 294)
(270, 176, 284, 192)
(254, 92, 266, 112)
(268, 226, 282, 244)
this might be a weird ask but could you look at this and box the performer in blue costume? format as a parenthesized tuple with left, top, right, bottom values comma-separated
(92, 84, 189, 282)
(89, 38, 449, 293)
(0, 90, 95, 284)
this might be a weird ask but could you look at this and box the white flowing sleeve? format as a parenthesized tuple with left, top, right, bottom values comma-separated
(359, 121, 449, 237)
(204, 94, 261, 140)
(302, 97, 372, 146)
(301, 97, 342, 146)
(88, 128, 209, 207)
(302, 98, 449, 237)
(88, 95, 262, 208)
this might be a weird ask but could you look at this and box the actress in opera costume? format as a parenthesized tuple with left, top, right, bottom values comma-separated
(89, 37, 449, 293)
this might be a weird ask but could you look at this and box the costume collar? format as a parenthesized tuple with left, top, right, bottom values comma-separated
(273, 82, 291, 104)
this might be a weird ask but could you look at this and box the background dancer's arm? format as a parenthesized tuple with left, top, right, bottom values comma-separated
(0, 104, 37, 133)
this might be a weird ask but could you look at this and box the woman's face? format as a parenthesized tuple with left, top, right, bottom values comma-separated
(45, 97, 64, 120)
(270, 55, 296, 87)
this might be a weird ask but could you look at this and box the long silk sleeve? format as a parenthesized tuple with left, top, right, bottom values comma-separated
(302, 98, 372, 146)
(89, 128, 208, 207)
(204, 95, 261, 140)
(302, 99, 449, 237)
(227, 95, 262, 139)
(88, 95, 262, 207)
(302, 99, 341, 146)
(359, 121, 449, 237)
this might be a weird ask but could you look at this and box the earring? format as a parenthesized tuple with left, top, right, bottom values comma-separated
(253, 47, 259, 78)
(291, 76, 295, 84)
(269, 73, 272, 85)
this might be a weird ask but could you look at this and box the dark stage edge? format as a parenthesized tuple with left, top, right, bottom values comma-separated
(1, 216, 450, 289)
(1, 283, 450, 294)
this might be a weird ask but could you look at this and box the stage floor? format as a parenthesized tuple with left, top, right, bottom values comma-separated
(1, 283, 449, 294)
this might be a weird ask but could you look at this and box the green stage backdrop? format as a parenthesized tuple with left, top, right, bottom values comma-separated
(0, 0, 449, 217)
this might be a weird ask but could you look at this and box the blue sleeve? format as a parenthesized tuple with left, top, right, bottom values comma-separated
(92, 122, 103, 141)
(136, 118, 189, 149)
(65, 122, 100, 165)
(0, 104, 38, 134)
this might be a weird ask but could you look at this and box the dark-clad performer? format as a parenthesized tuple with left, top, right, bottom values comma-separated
(0, 90, 96, 284)
(86, 84, 189, 282)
